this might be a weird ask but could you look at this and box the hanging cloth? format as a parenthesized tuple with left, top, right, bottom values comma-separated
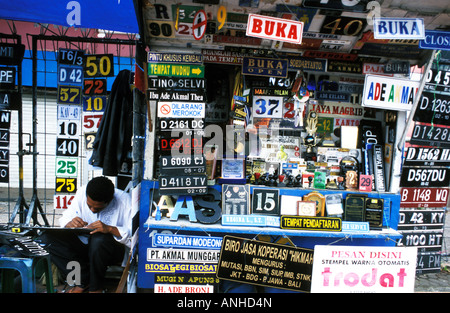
(89, 69, 133, 176)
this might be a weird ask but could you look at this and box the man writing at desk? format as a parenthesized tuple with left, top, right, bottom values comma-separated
(41, 176, 132, 293)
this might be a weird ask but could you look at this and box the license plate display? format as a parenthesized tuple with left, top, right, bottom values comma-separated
(404, 147, 450, 166)
(400, 166, 450, 187)
(159, 136, 203, 155)
(414, 91, 450, 125)
(157, 118, 204, 131)
(400, 187, 449, 207)
(159, 175, 207, 195)
(159, 155, 206, 175)
(410, 123, 450, 148)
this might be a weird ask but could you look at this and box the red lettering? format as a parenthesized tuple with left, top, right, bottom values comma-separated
(252, 18, 263, 34)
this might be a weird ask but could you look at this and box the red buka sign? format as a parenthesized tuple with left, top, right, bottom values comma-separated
(246, 14, 304, 44)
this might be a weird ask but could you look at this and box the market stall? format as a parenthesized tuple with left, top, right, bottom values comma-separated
(132, 0, 450, 293)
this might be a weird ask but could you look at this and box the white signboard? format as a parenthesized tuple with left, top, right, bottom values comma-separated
(373, 18, 425, 40)
(311, 245, 418, 293)
(246, 14, 304, 44)
(362, 75, 420, 111)
(157, 102, 205, 118)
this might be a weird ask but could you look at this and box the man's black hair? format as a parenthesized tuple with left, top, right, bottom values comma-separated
(86, 176, 115, 203)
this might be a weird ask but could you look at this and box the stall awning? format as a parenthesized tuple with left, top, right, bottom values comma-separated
(0, 0, 139, 33)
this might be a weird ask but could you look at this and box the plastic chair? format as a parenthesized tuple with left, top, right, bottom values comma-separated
(0, 245, 54, 293)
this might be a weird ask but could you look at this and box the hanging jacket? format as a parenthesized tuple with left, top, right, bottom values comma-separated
(89, 69, 133, 176)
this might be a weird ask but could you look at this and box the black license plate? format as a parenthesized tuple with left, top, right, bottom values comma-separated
(159, 175, 207, 195)
(159, 155, 206, 175)
(414, 91, 450, 125)
(410, 123, 450, 148)
(404, 147, 450, 166)
(400, 166, 450, 187)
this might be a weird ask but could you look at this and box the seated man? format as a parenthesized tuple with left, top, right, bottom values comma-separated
(41, 176, 132, 293)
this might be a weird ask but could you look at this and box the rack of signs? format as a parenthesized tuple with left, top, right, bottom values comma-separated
(54, 49, 111, 209)
(149, 52, 208, 196)
(0, 41, 24, 184)
(397, 56, 450, 274)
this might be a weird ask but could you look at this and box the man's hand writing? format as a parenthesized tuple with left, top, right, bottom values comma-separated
(66, 217, 88, 228)
(87, 220, 121, 237)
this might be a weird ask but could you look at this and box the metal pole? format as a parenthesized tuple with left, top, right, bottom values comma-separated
(25, 35, 48, 226)
(397, 50, 437, 151)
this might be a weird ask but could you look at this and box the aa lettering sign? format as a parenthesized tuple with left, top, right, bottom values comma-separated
(217, 236, 314, 292)
(246, 14, 304, 44)
(311, 245, 418, 293)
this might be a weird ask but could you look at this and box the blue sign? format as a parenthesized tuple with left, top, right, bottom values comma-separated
(419, 30, 450, 51)
(152, 233, 223, 250)
(221, 215, 280, 227)
(342, 221, 370, 233)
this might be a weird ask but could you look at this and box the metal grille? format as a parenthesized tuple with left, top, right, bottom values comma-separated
(0, 26, 137, 228)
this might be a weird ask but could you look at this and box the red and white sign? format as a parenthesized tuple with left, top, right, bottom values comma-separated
(362, 63, 393, 77)
(311, 245, 418, 293)
(246, 14, 304, 44)
(400, 187, 449, 208)
(192, 10, 207, 40)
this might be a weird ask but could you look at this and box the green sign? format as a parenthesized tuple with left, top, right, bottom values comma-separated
(148, 63, 204, 78)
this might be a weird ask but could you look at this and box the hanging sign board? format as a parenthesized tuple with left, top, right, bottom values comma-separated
(0, 67, 15, 88)
(413, 91, 450, 125)
(159, 155, 206, 175)
(400, 166, 450, 188)
(148, 77, 205, 89)
(404, 147, 450, 166)
(147, 53, 203, 65)
(148, 63, 204, 78)
(242, 57, 288, 78)
(410, 122, 450, 148)
(192, 9, 207, 40)
(362, 75, 420, 111)
(0, 43, 25, 65)
(419, 30, 450, 51)
(400, 187, 449, 208)
(246, 14, 304, 44)
(373, 18, 425, 40)
(159, 175, 207, 195)
(399, 209, 445, 230)
(157, 102, 205, 119)
(397, 231, 443, 252)
(303, 0, 370, 12)
(311, 245, 418, 293)
(424, 63, 450, 93)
